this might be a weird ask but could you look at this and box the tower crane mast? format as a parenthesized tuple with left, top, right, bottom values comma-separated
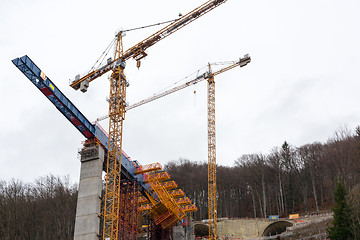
(207, 63, 217, 239)
(69, 1, 229, 240)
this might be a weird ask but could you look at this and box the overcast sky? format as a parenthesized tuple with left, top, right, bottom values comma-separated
(1, 0, 360, 183)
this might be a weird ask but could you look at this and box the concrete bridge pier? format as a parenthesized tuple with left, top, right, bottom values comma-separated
(74, 145, 104, 240)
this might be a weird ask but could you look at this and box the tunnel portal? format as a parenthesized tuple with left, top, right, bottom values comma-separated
(262, 220, 293, 236)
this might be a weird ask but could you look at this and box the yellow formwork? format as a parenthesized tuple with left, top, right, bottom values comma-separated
(134, 163, 162, 175)
(143, 172, 170, 183)
(175, 197, 191, 205)
(147, 172, 185, 229)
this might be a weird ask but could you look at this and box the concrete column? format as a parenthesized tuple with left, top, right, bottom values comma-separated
(74, 145, 104, 240)
(173, 225, 185, 240)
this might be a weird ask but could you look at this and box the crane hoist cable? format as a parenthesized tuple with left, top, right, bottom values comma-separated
(153, 65, 208, 96)
(122, 18, 180, 33)
(89, 37, 117, 73)
(136, 60, 241, 98)
(87, 18, 180, 75)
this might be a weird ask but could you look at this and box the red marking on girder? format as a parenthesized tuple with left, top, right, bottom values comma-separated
(72, 118, 81, 126)
(41, 87, 52, 96)
(83, 131, 93, 138)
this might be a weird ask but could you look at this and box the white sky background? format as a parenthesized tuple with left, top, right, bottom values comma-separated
(1, 0, 360, 183)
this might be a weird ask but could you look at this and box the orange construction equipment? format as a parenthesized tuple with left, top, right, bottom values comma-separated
(135, 163, 162, 175)
(169, 189, 185, 198)
(180, 205, 198, 213)
(143, 171, 170, 183)
(175, 197, 192, 206)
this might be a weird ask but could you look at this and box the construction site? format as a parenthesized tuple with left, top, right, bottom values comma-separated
(12, 1, 250, 239)
(9, 0, 360, 239)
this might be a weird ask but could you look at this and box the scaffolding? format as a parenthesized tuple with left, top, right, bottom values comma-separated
(118, 180, 139, 240)
(135, 164, 198, 236)
(147, 175, 185, 229)
(143, 172, 170, 183)
(169, 189, 185, 198)
(135, 163, 162, 175)
(175, 197, 191, 206)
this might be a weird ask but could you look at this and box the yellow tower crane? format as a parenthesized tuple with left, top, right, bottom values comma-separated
(69, 1, 228, 239)
(206, 57, 251, 239)
(97, 55, 251, 239)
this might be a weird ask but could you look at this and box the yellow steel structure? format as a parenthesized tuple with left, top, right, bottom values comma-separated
(134, 163, 162, 175)
(139, 204, 153, 212)
(143, 171, 170, 183)
(206, 56, 251, 238)
(136, 166, 195, 229)
(180, 205, 198, 213)
(149, 184, 185, 228)
(102, 32, 127, 240)
(207, 64, 217, 239)
(169, 189, 185, 198)
(138, 196, 150, 204)
(160, 181, 178, 190)
(69, 1, 229, 239)
(142, 171, 185, 229)
(175, 197, 192, 205)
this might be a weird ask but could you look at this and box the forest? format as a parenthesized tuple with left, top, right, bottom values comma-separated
(165, 127, 360, 221)
(0, 175, 77, 239)
(0, 127, 360, 239)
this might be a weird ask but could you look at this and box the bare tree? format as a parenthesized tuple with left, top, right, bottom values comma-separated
(0, 175, 77, 240)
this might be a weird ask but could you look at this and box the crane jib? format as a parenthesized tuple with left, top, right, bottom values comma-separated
(96, 54, 251, 120)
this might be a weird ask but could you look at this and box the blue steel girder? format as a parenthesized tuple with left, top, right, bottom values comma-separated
(12, 55, 154, 199)
(12, 56, 95, 139)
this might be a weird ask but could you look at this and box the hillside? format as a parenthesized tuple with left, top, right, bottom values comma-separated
(165, 127, 360, 222)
